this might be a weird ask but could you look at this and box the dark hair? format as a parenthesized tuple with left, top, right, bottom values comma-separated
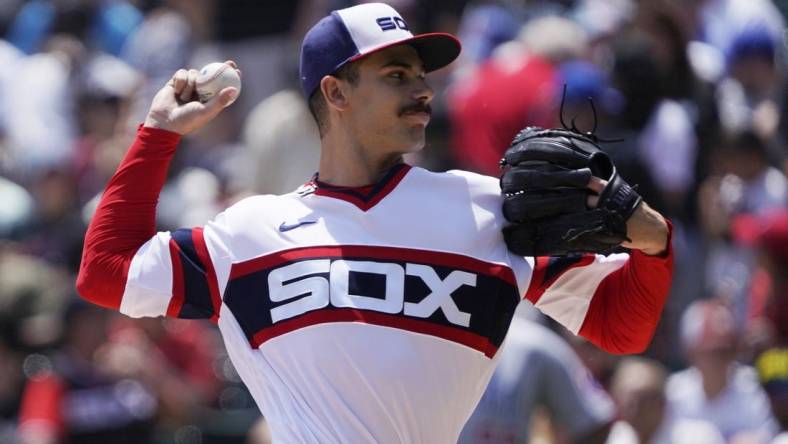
(307, 61, 361, 137)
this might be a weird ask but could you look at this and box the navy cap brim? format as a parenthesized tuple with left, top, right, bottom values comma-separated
(348, 32, 462, 73)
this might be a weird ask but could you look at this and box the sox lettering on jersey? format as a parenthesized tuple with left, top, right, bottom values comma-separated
(268, 259, 474, 327)
(224, 246, 520, 357)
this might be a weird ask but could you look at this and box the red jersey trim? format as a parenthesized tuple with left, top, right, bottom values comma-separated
(166, 239, 185, 317)
(229, 244, 517, 286)
(525, 254, 595, 303)
(312, 164, 411, 211)
(251, 308, 498, 357)
(192, 228, 222, 324)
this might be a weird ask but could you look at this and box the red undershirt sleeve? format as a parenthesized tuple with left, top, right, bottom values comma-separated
(76, 126, 181, 310)
(577, 221, 674, 354)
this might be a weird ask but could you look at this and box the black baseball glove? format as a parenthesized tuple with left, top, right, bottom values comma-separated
(500, 127, 642, 256)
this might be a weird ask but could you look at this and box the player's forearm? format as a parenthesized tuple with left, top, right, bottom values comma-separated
(578, 221, 674, 354)
(76, 126, 181, 309)
(622, 202, 669, 256)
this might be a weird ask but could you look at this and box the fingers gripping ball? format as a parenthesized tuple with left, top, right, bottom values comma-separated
(500, 127, 643, 256)
(196, 62, 241, 103)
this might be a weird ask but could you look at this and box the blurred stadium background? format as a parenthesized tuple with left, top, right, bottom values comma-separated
(0, 0, 786, 443)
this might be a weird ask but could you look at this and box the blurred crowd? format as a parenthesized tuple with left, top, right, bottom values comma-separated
(0, 0, 786, 443)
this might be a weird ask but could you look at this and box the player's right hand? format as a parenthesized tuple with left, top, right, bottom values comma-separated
(143, 60, 240, 135)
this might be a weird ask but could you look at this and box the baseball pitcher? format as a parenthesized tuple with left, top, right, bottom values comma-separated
(77, 3, 673, 442)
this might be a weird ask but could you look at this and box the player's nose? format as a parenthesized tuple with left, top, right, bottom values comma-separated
(412, 78, 433, 104)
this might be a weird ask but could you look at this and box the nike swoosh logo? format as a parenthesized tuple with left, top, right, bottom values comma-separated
(278, 220, 317, 232)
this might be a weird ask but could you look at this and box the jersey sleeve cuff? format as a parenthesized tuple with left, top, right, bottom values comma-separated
(137, 123, 182, 145)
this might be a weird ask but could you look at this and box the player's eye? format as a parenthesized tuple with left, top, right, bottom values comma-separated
(389, 71, 405, 80)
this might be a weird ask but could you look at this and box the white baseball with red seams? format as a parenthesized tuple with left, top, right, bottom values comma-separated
(196, 62, 241, 103)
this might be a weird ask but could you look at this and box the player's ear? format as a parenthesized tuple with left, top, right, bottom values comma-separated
(321, 75, 349, 111)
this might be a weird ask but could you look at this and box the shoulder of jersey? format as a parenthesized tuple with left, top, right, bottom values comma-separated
(401, 166, 498, 189)
(220, 193, 301, 225)
(443, 169, 500, 192)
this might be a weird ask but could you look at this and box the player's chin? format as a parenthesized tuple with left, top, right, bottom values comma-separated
(401, 128, 427, 152)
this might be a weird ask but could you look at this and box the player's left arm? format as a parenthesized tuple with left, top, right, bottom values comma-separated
(464, 169, 673, 354)
(522, 218, 673, 354)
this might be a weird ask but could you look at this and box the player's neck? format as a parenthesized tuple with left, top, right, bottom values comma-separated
(317, 132, 403, 187)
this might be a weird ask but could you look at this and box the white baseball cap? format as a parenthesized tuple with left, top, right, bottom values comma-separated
(299, 2, 461, 98)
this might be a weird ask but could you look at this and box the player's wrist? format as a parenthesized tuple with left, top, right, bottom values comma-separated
(623, 202, 668, 255)
(143, 112, 178, 134)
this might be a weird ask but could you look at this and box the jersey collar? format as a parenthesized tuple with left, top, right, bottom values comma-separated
(307, 163, 411, 211)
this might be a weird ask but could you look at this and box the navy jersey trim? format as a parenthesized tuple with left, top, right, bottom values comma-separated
(166, 228, 221, 322)
(311, 164, 411, 211)
(224, 245, 520, 358)
(525, 254, 595, 304)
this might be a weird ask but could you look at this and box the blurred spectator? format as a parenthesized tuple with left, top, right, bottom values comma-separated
(698, 0, 784, 58)
(18, 299, 158, 444)
(700, 130, 786, 330)
(156, 166, 225, 229)
(755, 347, 788, 441)
(519, 15, 589, 64)
(614, 0, 713, 222)
(667, 298, 779, 442)
(72, 52, 141, 202)
(5, 0, 141, 56)
(100, 317, 223, 431)
(122, 2, 197, 125)
(0, 250, 69, 444)
(606, 30, 677, 215)
(607, 357, 725, 444)
(571, 0, 635, 41)
(0, 38, 22, 141)
(447, 14, 590, 175)
(2, 35, 83, 177)
(452, 4, 522, 81)
(18, 168, 86, 271)
(717, 26, 785, 144)
(195, 0, 311, 119)
(731, 210, 788, 349)
(239, 89, 320, 196)
(460, 309, 615, 444)
(0, 175, 34, 238)
(0, 250, 69, 350)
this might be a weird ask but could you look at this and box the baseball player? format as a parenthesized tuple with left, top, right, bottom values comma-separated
(77, 3, 673, 442)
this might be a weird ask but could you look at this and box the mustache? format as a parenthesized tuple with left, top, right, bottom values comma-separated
(399, 102, 432, 116)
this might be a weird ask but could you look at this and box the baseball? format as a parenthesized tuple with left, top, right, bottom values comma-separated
(195, 62, 241, 103)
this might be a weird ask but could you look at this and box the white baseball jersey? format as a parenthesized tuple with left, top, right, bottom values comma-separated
(117, 164, 631, 443)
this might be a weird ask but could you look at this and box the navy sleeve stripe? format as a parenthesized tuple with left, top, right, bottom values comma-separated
(170, 228, 217, 320)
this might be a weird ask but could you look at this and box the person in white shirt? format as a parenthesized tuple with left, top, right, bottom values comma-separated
(607, 356, 725, 444)
(666, 298, 779, 442)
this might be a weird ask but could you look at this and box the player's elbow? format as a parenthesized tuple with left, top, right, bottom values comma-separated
(76, 265, 112, 310)
(76, 252, 127, 310)
(596, 330, 654, 355)
(612, 341, 650, 355)
(75, 267, 99, 305)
